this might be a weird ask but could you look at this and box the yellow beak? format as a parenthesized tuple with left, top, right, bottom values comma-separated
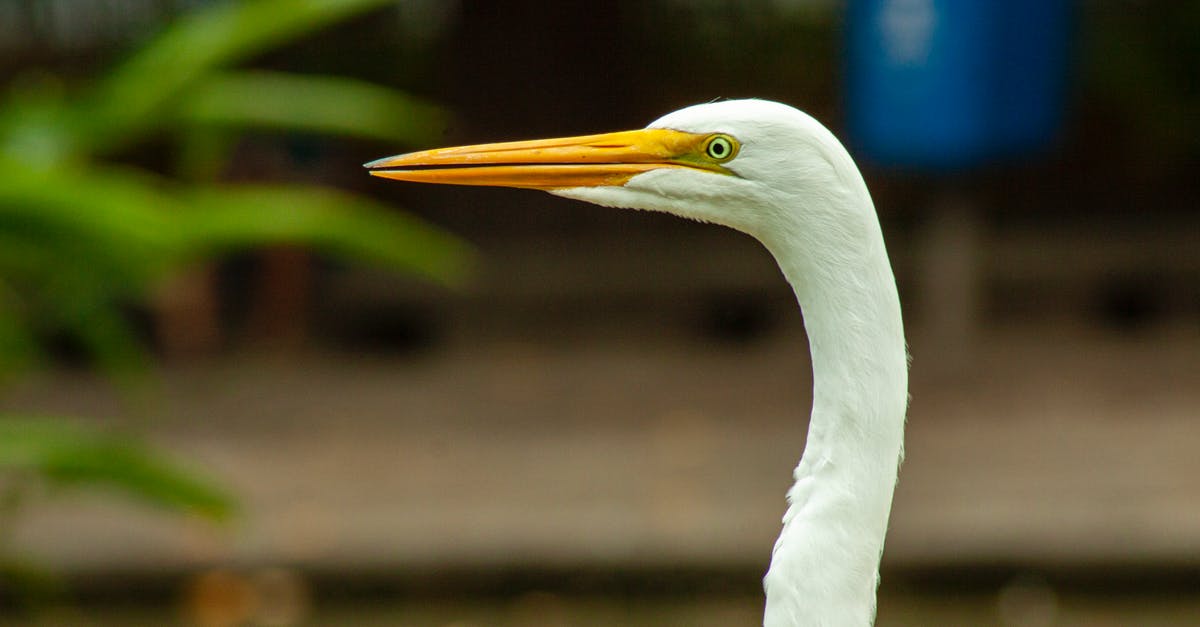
(365, 128, 714, 190)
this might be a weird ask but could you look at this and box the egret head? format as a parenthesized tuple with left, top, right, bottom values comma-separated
(366, 101, 905, 626)
(366, 99, 862, 243)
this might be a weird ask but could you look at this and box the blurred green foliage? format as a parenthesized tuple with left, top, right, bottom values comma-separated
(0, 0, 467, 378)
(0, 0, 468, 600)
(0, 417, 233, 520)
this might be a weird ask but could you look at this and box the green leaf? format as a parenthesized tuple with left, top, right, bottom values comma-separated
(0, 160, 185, 287)
(180, 71, 448, 144)
(0, 77, 85, 168)
(50, 283, 151, 385)
(0, 227, 152, 383)
(85, 0, 397, 151)
(0, 164, 163, 381)
(0, 417, 235, 522)
(180, 184, 475, 286)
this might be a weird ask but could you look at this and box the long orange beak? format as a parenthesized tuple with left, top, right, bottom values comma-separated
(365, 128, 714, 190)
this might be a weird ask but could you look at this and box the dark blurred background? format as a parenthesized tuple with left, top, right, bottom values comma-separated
(0, 1, 1197, 625)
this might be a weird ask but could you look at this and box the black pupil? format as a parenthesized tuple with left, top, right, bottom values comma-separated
(711, 140, 727, 157)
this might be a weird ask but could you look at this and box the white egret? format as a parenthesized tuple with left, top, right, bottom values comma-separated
(366, 99, 908, 627)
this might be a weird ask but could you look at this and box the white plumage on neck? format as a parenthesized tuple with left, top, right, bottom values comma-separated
(763, 207, 906, 627)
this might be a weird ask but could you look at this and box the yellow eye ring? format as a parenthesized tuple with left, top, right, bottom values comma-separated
(704, 135, 738, 161)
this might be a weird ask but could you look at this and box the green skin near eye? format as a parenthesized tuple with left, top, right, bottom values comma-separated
(660, 134, 739, 176)
(671, 134, 738, 176)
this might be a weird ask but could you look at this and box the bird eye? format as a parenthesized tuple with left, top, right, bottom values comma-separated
(704, 135, 737, 161)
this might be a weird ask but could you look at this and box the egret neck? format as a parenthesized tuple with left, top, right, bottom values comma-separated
(756, 146, 907, 626)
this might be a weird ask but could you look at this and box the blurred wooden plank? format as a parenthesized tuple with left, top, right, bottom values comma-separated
(5, 324, 1199, 575)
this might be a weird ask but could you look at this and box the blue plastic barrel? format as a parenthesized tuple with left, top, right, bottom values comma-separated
(846, 0, 1071, 170)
